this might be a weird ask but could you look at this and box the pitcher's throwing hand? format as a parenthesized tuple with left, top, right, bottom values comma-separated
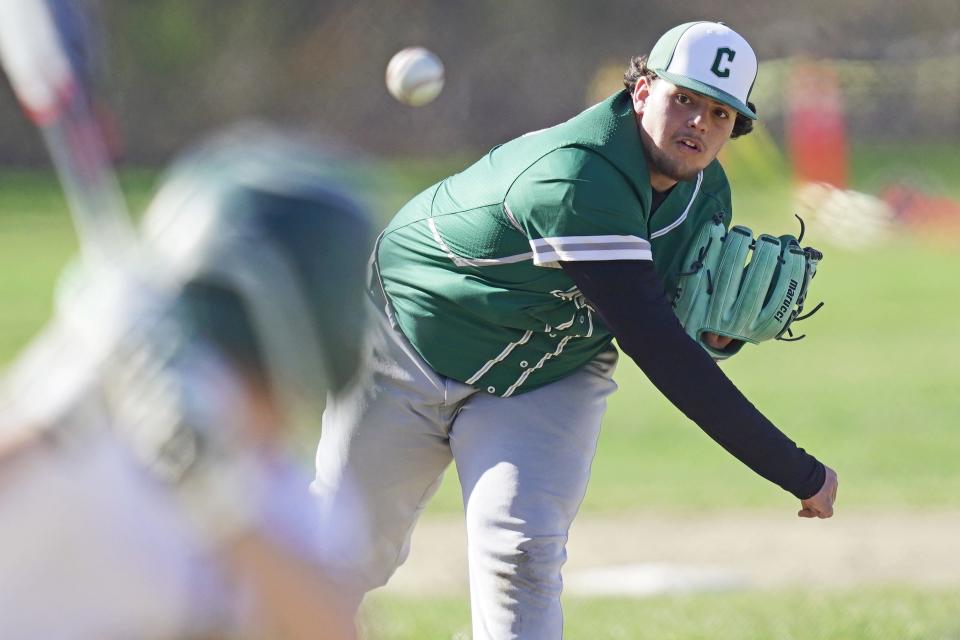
(799, 465, 838, 518)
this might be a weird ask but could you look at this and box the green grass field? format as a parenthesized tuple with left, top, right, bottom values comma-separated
(2, 144, 959, 637)
(364, 588, 960, 639)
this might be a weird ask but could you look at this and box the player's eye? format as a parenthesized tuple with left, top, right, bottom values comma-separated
(676, 93, 692, 105)
(714, 108, 730, 119)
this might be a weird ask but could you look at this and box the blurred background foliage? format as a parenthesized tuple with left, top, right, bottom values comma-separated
(1, 0, 960, 164)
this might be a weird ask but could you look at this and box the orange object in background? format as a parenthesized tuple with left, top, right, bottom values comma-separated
(786, 61, 848, 189)
(882, 184, 960, 230)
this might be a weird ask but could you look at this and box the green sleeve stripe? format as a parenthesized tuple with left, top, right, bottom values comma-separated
(650, 171, 703, 240)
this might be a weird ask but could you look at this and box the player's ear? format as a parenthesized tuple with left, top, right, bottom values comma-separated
(631, 76, 653, 115)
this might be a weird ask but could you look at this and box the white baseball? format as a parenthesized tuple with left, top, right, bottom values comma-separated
(385, 47, 444, 107)
(795, 182, 894, 249)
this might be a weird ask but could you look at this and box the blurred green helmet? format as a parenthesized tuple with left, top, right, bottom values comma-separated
(141, 126, 373, 413)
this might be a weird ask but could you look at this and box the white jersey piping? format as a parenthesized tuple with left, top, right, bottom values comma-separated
(428, 218, 532, 266)
(465, 330, 534, 385)
(502, 335, 574, 397)
(503, 202, 525, 233)
(650, 171, 703, 239)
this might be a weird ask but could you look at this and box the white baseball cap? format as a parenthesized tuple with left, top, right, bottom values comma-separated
(647, 21, 758, 120)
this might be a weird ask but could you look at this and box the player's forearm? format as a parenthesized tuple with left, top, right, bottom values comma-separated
(617, 308, 825, 499)
(561, 259, 825, 499)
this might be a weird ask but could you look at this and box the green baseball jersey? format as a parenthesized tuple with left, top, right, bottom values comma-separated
(377, 90, 732, 396)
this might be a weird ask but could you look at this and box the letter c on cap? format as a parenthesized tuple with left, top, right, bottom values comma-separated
(711, 48, 736, 78)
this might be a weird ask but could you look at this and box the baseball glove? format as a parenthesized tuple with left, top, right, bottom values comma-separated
(672, 215, 824, 360)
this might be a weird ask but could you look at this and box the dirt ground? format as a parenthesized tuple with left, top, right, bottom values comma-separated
(380, 510, 960, 596)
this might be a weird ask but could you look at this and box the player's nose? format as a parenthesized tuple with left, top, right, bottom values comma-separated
(687, 108, 709, 132)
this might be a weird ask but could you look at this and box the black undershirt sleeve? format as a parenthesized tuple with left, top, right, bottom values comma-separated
(560, 259, 825, 500)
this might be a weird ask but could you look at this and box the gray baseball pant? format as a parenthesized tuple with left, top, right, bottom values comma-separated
(312, 299, 618, 639)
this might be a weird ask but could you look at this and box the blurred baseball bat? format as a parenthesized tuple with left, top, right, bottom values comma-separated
(0, 0, 135, 269)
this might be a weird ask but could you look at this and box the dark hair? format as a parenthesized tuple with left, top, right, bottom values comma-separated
(623, 55, 755, 139)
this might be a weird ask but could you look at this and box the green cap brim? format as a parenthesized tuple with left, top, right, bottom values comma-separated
(656, 69, 758, 120)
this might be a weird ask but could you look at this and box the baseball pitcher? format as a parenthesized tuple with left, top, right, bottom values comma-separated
(313, 21, 838, 639)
